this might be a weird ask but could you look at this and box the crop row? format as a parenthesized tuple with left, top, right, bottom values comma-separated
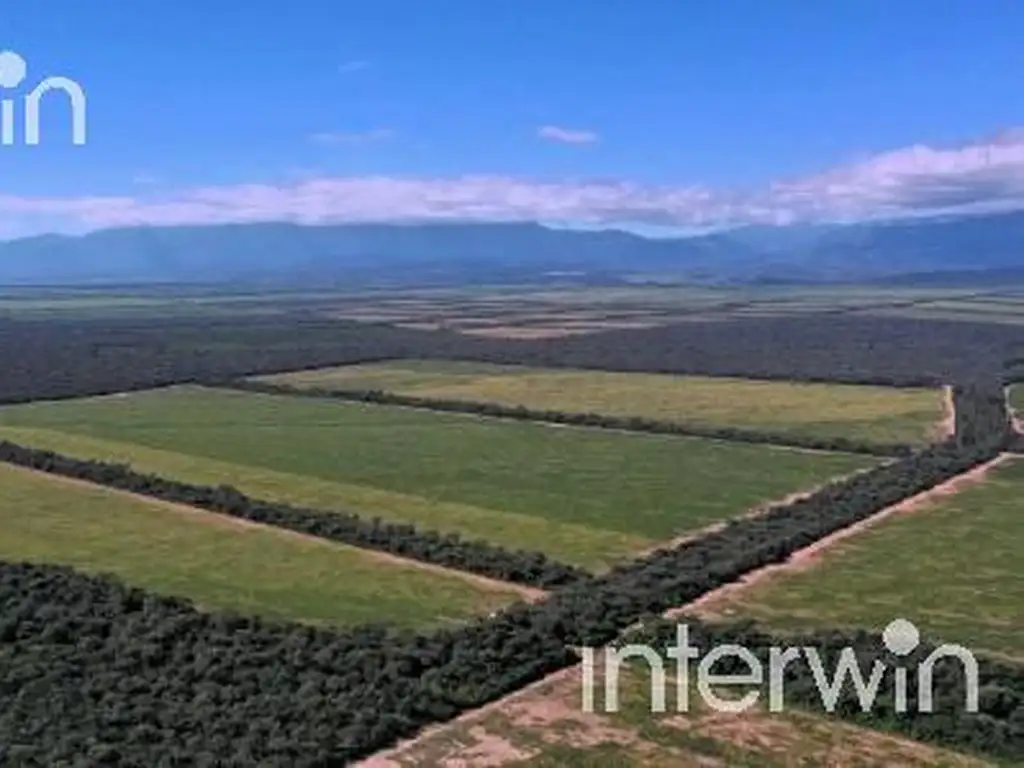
(0, 443, 589, 589)
(225, 379, 914, 457)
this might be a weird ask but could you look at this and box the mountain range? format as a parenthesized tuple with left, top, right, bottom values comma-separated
(1, 209, 1023, 287)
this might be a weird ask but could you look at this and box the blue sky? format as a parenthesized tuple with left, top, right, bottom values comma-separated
(3, 1, 1024, 235)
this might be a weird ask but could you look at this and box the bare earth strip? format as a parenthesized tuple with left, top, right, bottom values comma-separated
(936, 385, 956, 440)
(10, 465, 547, 603)
(361, 456, 1009, 767)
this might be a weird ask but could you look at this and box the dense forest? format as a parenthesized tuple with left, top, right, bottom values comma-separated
(1, 312, 1023, 407)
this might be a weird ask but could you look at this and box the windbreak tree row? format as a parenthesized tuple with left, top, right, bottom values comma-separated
(225, 379, 915, 457)
(0, 442, 589, 589)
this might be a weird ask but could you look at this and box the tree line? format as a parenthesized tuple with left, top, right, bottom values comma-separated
(226, 379, 916, 458)
(0, 442, 588, 590)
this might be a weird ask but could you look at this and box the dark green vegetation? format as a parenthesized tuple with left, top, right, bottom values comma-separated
(0, 386, 874, 569)
(0, 560, 575, 767)
(699, 458, 1024, 659)
(0, 464, 522, 629)
(2, 311, 1023, 410)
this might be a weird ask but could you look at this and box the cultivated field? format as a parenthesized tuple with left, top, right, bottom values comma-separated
(0, 386, 874, 571)
(1010, 384, 1023, 413)
(258, 359, 948, 446)
(0, 463, 523, 629)
(693, 457, 1024, 660)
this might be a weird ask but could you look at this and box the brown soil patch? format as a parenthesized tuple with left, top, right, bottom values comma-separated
(9, 464, 546, 602)
(683, 709, 987, 767)
(685, 453, 1012, 619)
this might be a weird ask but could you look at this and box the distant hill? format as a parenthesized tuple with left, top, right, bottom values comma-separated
(0, 210, 1022, 286)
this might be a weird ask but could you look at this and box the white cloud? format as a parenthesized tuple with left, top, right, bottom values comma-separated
(6, 128, 1024, 235)
(537, 125, 599, 145)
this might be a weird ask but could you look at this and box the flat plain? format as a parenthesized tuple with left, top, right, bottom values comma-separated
(0, 386, 874, 571)
(0, 463, 524, 630)
(257, 359, 947, 446)
(692, 457, 1024, 660)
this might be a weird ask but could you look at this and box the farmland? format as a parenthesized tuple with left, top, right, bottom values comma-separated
(257, 359, 947, 446)
(0, 297, 1021, 765)
(1010, 383, 1023, 413)
(0, 462, 523, 630)
(694, 457, 1024, 660)
(0, 385, 874, 570)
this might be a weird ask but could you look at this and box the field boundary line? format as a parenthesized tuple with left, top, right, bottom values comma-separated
(1, 463, 548, 603)
(635, 460, 885, 558)
(359, 452, 1014, 766)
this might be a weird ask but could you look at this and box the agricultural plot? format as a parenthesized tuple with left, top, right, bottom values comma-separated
(0, 386, 874, 571)
(257, 359, 947, 447)
(1010, 384, 1023, 414)
(0, 463, 521, 630)
(695, 457, 1024, 660)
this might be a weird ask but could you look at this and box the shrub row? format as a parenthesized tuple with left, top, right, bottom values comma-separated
(0, 442, 589, 590)
(225, 380, 915, 458)
(623, 617, 1024, 760)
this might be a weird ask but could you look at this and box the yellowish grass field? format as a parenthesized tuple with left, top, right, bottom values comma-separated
(260, 360, 945, 446)
(0, 463, 524, 630)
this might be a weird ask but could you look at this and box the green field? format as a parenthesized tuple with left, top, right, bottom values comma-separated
(701, 457, 1024, 659)
(0, 463, 523, 630)
(1010, 384, 1023, 413)
(257, 359, 946, 446)
(0, 386, 874, 570)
